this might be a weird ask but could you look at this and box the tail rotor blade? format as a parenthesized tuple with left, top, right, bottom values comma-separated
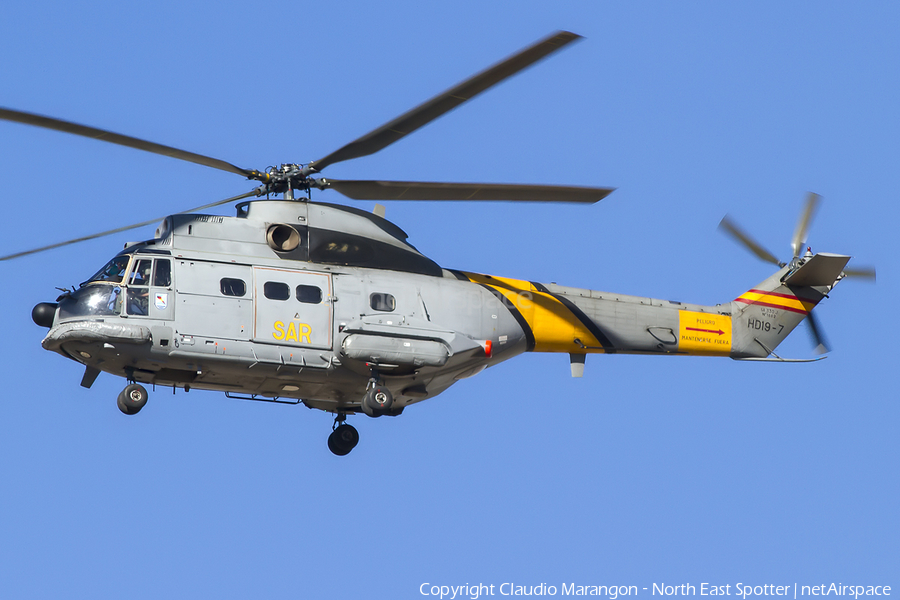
(718, 215, 783, 266)
(791, 192, 821, 258)
(806, 311, 830, 355)
(843, 266, 876, 281)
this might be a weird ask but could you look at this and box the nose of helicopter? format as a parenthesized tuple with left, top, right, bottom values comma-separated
(32, 302, 58, 328)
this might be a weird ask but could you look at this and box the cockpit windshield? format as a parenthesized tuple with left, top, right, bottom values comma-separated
(83, 254, 132, 286)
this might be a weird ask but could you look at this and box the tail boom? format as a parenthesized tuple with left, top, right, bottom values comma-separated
(454, 252, 847, 362)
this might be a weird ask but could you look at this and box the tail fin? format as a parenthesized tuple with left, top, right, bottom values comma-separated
(730, 253, 849, 358)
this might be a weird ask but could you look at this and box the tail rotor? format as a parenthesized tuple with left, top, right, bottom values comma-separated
(719, 193, 875, 354)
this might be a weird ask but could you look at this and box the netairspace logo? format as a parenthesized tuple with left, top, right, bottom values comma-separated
(418, 583, 892, 600)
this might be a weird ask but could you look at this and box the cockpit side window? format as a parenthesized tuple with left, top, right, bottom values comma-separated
(128, 259, 153, 286)
(126, 259, 153, 316)
(123, 258, 171, 315)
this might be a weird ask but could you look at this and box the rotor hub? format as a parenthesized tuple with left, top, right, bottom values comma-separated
(249, 163, 313, 200)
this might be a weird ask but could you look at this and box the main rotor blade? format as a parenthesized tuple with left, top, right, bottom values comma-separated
(0, 189, 257, 262)
(718, 215, 783, 266)
(316, 178, 614, 203)
(806, 311, 830, 355)
(843, 266, 876, 281)
(791, 192, 821, 259)
(0, 107, 258, 178)
(308, 31, 582, 173)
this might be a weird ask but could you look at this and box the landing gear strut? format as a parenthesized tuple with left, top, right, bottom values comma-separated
(327, 413, 359, 456)
(117, 383, 148, 415)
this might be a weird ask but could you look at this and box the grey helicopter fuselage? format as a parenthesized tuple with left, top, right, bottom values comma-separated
(40, 200, 527, 415)
(37, 198, 845, 418)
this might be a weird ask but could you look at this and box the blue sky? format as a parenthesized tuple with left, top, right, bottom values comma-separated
(0, 2, 896, 598)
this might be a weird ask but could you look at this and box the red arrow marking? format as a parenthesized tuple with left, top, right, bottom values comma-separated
(686, 327, 725, 336)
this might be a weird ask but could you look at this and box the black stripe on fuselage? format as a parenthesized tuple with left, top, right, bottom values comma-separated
(531, 281, 617, 353)
(476, 283, 536, 352)
(447, 269, 470, 281)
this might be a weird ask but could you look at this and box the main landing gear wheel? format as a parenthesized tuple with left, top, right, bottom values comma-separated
(328, 420, 359, 456)
(117, 383, 148, 415)
(362, 384, 393, 417)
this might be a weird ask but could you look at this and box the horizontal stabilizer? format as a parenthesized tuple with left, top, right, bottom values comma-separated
(783, 253, 850, 287)
(734, 356, 827, 363)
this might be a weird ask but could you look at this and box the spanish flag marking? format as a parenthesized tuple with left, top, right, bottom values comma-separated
(735, 289, 818, 315)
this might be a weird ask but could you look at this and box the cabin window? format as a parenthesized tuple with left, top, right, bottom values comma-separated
(296, 284, 322, 304)
(264, 281, 290, 301)
(153, 259, 172, 287)
(370, 292, 396, 312)
(220, 278, 246, 297)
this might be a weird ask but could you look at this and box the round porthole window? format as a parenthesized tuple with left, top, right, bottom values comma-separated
(266, 224, 301, 252)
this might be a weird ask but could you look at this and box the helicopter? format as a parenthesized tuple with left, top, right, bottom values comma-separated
(1, 31, 875, 455)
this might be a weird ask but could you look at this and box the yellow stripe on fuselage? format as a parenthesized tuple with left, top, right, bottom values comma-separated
(462, 272, 608, 353)
(735, 289, 816, 315)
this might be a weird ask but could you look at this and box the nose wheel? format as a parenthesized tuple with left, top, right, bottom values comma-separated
(327, 414, 359, 456)
(117, 383, 148, 415)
